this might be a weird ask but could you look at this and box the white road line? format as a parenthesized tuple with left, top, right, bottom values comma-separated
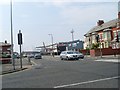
(95, 59, 120, 63)
(54, 76, 120, 88)
(31, 61, 37, 66)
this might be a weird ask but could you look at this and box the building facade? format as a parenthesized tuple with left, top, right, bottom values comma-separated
(36, 40, 84, 55)
(0, 41, 11, 58)
(0, 41, 11, 63)
(84, 12, 120, 50)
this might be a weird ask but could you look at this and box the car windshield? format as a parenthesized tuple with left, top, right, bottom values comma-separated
(67, 52, 74, 54)
(74, 52, 80, 54)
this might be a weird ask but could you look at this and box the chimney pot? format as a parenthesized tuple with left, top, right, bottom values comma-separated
(97, 20, 104, 26)
(5, 40, 7, 44)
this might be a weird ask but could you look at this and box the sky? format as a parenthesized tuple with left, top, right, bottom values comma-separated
(0, 0, 119, 52)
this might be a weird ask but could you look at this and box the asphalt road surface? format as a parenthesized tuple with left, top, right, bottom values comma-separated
(2, 56, 119, 88)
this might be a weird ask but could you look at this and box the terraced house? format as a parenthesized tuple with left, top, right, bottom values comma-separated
(84, 12, 120, 50)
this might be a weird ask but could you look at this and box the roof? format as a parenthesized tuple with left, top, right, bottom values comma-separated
(36, 40, 83, 48)
(36, 43, 58, 48)
(59, 40, 83, 44)
(85, 18, 118, 36)
(0, 42, 11, 46)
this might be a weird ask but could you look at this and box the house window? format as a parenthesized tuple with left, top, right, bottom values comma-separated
(118, 31, 120, 40)
(108, 32, 111, 39)
(103, 32, 107, 40)
(113, 31, 117, 39)
(73, 43, 76, 47)
(100, 34, 103, 40)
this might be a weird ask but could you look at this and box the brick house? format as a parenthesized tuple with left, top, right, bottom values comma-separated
(0, 41, 11, 63)
(84, 12, 120, 50)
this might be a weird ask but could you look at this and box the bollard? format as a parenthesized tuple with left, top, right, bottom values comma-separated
(28, 57, 31, 65)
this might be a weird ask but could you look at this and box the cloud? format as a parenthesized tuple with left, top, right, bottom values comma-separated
(60, 2, 117, 26)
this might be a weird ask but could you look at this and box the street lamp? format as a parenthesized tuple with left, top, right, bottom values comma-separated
(10, 0, 15, 70)
(71, 29, 74, 51)
(71, 29, 74, 41)
(48, 34, 54, 56)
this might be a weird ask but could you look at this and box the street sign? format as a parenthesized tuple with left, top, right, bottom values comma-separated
(18, 30, 22, 45)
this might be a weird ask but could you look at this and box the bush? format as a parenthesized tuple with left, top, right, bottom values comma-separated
(91, 43, 99, 49)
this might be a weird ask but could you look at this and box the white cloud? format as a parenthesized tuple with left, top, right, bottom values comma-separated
(60, 3, 117, 25)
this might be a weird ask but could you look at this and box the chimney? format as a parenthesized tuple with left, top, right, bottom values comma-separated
(5, 40, 7, 44)
(97, 20, 104, 26)
(118, 12, 120, 19)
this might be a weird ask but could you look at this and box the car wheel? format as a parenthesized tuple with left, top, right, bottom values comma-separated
(76, 58, 79, 60)
(60, 56, 63, 60)
(66, 56, 69, 60)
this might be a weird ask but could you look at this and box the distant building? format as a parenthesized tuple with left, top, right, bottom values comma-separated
(59, 40, 84, 51)
(36, 40, 84, 55)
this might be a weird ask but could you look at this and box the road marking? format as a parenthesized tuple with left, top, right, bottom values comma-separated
(95, 59, 119, 63)
(31, 61, 37, 66)
(54, 76, 120, 88)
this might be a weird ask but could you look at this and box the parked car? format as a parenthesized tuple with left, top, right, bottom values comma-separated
(27, 54, 34, 58)
(34, 54, 42, 59)
(60, 51, 84, 60)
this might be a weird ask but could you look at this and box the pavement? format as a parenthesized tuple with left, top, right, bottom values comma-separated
(84, 55, 120, 63)
(1, 55, 120, 75)
(1, 58, 33, 75)
(45, 55, 120, 63)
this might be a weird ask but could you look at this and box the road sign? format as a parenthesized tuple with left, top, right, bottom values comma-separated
(18, 30, 22, 45)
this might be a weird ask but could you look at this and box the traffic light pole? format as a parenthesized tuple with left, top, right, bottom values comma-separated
(20, 44, 22, 69)
(18, 30, 23, 69)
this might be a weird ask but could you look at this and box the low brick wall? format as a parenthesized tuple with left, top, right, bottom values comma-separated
(0, 58, 12, 64)
(101, 48, 120, 55)
(80, 49, 90, 55)
(90, 47, 120, 57)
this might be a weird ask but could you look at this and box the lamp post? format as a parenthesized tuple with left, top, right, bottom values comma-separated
(71, 29, 74, 51)
(10, 0, 15, 70)
(48, 34, 54, 56)
(71, 29, 74, 41)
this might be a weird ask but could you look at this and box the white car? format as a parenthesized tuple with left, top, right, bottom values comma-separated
(34, 54, 42, 59)
(60, 51, 84, 60)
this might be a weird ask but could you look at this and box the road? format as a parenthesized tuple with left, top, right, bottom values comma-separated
(2, 56, 119, 88)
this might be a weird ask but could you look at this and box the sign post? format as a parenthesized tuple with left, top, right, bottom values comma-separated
(18, 30, 23, 69)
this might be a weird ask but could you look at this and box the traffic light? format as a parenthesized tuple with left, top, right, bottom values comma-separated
(116, 35, 119, 43)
